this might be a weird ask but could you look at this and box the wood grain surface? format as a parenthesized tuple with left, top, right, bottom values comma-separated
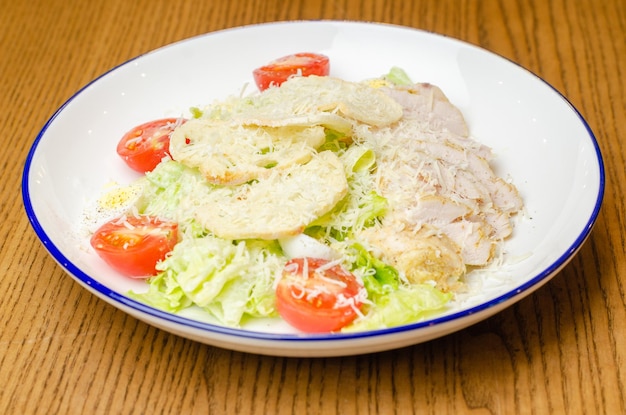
(1, 0, 624, 413)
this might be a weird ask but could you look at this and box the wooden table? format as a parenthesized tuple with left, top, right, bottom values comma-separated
(2, 0, 624, 413)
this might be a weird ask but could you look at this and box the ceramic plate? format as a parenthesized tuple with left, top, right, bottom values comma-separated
(22, 21, 604, 357)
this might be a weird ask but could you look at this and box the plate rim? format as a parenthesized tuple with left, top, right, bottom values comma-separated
(21, 20, 606, 348)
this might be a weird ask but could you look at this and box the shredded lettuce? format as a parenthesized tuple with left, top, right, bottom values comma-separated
(318, 129, 350, 152)
(344, 284, 452, 332)
(120, 67, 458, 332)
(308, 144, 386, 240)
(130, 236, 282, 326)
(344, 243, 452, 331)
(140, 160, 212, 237)
(356, 191, 388, 228)
(189, 106, 204, 119)
(352, 243, 399, 293)
(383, 66, 414, 86)
(130, 161, 284, 326)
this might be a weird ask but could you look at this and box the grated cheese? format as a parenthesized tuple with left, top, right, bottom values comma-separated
(87, 71, 525, 331)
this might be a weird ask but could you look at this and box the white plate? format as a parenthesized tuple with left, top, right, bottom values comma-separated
(22, 21, 604, 357)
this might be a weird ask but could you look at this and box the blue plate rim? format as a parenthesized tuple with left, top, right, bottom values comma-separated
(20, 20, 606, 344)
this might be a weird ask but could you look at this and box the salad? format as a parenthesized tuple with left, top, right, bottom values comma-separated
(86, 53, 523, 333)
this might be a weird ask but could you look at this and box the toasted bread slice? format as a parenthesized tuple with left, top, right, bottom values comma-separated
(170, 120, 326, 185)
(194, 151, 348, 240)
(220, 75, 404, 129)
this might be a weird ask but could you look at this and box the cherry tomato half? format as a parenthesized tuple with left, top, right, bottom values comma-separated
(116, 118, 185, 173)
(252, 53, 330, 91)
(276, 257, 363, 333)
(90, 215, 178, 278)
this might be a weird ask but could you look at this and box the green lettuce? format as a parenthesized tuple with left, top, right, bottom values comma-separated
(127, 161, 285, 326)
(345, 284, 452, 332)
(383, 66, 414, 86)
(344, 243, 452, 331)
(130, 236, 282, 326)
(140, 160, 213, 236)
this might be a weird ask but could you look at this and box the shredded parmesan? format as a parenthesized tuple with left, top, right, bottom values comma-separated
(86, 71, 525, 331)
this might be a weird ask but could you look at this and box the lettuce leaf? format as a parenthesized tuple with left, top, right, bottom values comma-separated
(345, 243, 452, 331)
(344, 284, 452, 332)
(383, 66, 414, 86)
(130, 236, 282, 326)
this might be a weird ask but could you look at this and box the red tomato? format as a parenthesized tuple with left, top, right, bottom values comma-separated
(276, 257, 363, 333)
(116, 118, 185, 173)
(252, 53, 330, 91)
(90, 215, 178, 278)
